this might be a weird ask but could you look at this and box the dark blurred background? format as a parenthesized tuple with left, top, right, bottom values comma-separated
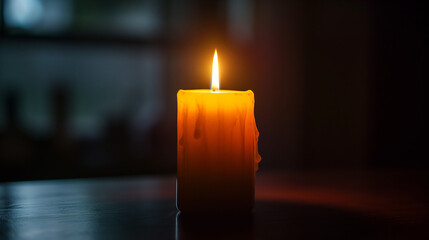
(0, 0, 426, 182)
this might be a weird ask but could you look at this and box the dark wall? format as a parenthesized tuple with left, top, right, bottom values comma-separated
(370, 1, 426, 167)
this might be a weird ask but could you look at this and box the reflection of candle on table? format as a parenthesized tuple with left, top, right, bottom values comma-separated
(177, 49, 261, 214)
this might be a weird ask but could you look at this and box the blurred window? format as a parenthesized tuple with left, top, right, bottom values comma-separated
(3, 0, 163, 37)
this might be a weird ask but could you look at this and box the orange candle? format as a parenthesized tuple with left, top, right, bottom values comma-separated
(177, 50, 261, 214)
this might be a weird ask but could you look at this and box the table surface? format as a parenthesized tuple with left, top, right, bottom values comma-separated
(0, 170, 428, 240)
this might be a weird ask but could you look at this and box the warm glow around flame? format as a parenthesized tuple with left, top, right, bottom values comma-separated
(211, 49, 219, 91)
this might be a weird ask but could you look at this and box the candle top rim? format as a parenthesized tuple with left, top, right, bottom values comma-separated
(178, 89, 253, 94)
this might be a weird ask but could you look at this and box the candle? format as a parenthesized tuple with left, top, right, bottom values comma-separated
(177, 49, 261, 214)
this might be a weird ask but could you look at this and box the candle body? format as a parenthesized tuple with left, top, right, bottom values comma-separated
(177, 90, 261, 214)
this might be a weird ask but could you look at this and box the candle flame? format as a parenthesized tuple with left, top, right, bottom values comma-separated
(211, 49, 219, 92)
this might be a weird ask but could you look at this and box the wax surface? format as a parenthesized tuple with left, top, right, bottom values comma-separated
(177, 89, 261, 213)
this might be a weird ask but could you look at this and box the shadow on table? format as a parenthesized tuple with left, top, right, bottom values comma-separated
(176, 201, 389, 240)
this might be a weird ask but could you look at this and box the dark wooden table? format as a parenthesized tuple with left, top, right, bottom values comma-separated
(1, 170, 428, 239)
